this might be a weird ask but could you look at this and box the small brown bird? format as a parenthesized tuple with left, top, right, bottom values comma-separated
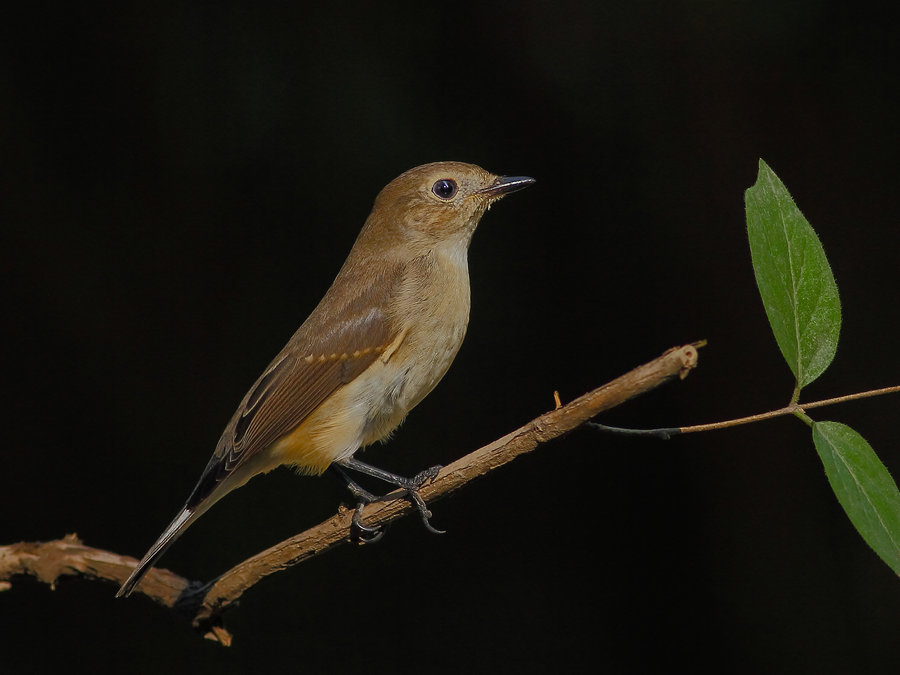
(117, 161, 534, 597)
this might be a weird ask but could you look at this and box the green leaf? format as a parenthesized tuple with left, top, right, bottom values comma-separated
(745, 159, 841, 389)
(812, 421, 900, 575)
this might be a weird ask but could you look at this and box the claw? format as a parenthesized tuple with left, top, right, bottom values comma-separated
(351, 504, 386, 544)
(406, 487, 445, 534)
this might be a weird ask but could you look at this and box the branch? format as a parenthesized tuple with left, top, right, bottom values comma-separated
(0, 342, 702, 645)
(678, 384, 900, 433)
(590, 384, 900, 438)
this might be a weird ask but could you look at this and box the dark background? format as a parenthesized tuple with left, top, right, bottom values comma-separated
(3, 2, 899, 673)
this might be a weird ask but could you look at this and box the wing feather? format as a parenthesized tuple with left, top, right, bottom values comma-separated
(185, 263, 402, 508)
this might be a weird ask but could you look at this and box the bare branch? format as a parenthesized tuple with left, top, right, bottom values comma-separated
(0, 534, 191, 604)
(1, 342, 702, 645)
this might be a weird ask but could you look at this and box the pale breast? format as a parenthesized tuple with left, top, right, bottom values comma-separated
(359, 244, 471, 445)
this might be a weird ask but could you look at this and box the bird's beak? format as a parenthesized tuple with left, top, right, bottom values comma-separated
(478, 175, 536, 198)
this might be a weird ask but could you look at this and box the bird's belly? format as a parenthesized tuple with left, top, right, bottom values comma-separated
(268, 326, 464, 475)
(361, 329, 463, 443)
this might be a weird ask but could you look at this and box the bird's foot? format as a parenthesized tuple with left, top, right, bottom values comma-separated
(395, 483, 445, 534)
(335, 459, 445, 536)
(385, 464, 443, 534)
(409, 464, 442, 488)
(331, 464, 386, 543)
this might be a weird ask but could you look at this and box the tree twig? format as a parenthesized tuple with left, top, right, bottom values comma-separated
(0, 342, 702, 646)
(588, 384, 900, 440)
(678, 384, 900, 433)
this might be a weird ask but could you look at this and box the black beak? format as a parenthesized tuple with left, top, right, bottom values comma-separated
(479, 175, 536, 198)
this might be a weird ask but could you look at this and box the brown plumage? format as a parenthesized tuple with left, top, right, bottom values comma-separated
(117, 161, 534, 597)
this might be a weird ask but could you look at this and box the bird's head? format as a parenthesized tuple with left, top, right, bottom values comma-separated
(365, 161, 535, 251)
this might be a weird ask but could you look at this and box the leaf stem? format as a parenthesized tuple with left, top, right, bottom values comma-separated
(793, 410, 815, 427)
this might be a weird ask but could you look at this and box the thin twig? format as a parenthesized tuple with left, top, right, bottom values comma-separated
(0, 342, 702, 645)
(679, 384, 900, 434)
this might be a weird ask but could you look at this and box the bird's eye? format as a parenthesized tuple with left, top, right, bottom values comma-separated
(431, 179, 458, 200)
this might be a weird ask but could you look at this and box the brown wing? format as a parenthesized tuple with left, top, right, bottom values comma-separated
(185, 264, 401, 509)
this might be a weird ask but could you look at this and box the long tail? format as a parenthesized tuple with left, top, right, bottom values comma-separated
(117, 436, 271, 597)
(116, 507, 199, 598)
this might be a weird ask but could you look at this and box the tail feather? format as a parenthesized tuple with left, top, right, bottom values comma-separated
(117, 443, 272, 598)
(116, 507, 196, 598)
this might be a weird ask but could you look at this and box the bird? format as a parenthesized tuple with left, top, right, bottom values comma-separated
(116, 161, 535, 598)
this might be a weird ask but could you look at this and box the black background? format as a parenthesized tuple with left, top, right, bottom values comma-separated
(3, 2, 899, 673)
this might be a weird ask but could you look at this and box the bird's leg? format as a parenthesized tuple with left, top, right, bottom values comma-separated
(335, 457, 444, 534)
(329, 465, 385, 543)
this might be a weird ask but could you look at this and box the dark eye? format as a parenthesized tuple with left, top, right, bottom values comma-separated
(432, 178, 458, 200)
